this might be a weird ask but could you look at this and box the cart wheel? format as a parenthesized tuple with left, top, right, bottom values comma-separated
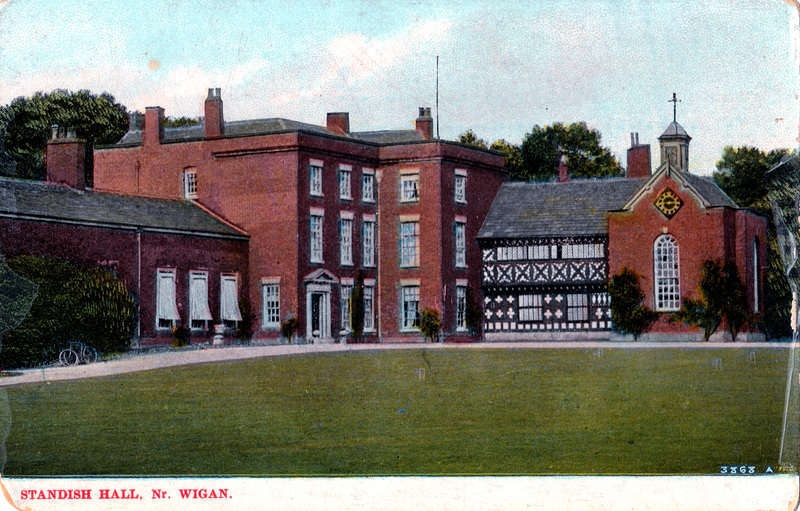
(59, 349, 79, 366)
(80, 346, 97, 364)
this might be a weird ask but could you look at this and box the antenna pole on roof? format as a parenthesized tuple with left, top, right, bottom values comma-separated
(436, 55, 440, 140)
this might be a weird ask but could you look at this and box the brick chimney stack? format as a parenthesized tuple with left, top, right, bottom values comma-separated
(415, 107, 433, 140)
(326, 112, 350, 135)
(626, 132, 651, 179)
(204, 87, 224, 139)
(45, 125, 85, 190)
(143, 106, 164, 146)
(557, 154, 570, 183)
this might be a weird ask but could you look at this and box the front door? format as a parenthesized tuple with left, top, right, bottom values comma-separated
(311, 293, 322, 338)
(305, 284, 331, 341)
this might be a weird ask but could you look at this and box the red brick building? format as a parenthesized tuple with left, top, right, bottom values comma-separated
(93, 89, 506, 343)
(478, 121, 767, 342)
(0, 128, 250, 346)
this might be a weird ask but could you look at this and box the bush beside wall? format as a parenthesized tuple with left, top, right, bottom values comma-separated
(2, 256, 136, 368)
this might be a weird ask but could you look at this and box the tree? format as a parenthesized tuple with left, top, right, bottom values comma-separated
(419, 307, 441, 343)
(163, 116, 201, 128)
(608, 268, 658, 339)
(490, 139, 524, 178)
(2, 256, 135, 368)
(713, 145, 793, 338)
(465, 287, 482, 336)
(457, 130, 488, 149)
(0, 90, 129, 183)
(349, 272, 365, 342)
(672, 260, 751, 341)
(458, 131, 524, 177)
(517, 122, 622, 182)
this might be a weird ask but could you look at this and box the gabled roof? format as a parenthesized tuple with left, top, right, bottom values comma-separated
(621, 163, 737, 211)
(0, 178, 248, 239)
(477, 178, 647, 239)
(110, 119, 426, 147)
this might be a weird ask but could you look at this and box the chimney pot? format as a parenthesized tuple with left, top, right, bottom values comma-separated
(51, 124, 59, 140)
(415, 106, 434, 140)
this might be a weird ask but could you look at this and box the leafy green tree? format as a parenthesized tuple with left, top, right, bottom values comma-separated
(672, 260, 751, 341)
(350, 272, 365, 342)
(608, 268, 658, 339)
(457, 130, 488, 149)
(517, 122, 622, 182)
(0, 90, 129, 183)
(163, 116, 201, 128)
(713, 145, 793, 338)
(458, 131, 524, 177)
(490, 139, 524, 178)
(2, 256, 135, 368)
(419, 307, 441, 343)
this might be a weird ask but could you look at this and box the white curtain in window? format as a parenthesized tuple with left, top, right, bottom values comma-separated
(221, 276, 243, 321)
(157, 272, 181, 321)
(190, 273, 213, 321)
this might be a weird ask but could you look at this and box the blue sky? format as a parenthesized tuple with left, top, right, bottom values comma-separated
(0, 0, 798, 174)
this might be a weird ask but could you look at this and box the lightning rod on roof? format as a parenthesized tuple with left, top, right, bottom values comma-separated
(436, 55, 440, 140)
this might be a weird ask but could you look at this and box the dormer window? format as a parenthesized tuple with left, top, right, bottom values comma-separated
(184, 169, 198, 199)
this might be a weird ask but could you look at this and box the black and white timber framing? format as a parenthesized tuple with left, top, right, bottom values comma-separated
(479, 236, 611, 333)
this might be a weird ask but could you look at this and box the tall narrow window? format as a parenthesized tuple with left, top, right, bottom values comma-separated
(401, 285, 420, 330)
(400, 173, 419, 202)
(220, 274, 243, 329)
(262, 280, 280, 328)
(566, 293, 588, 321)
(455, 220, 466, 268)
(456, 285, 467, 331)
(310, 210, 324, 263)
(362, 170, 375, 202)
(400, 221, 420, 267)
(362, 217, 376, 267)
(340, 214, 353, 266)
(519, 294, 542, 322)
(309, 161, 323, 196)
(454, 169, 467, 203)
(340, 283, 353, 332)
(339, 165, 352, 200)
(654, 234, 680, 311)
(184, 170, 198, 199)
(188, 271, 213, 331)
(753, 238, 759, 312)
(156, 270, 181, 329)
(363, 284, 375, 331)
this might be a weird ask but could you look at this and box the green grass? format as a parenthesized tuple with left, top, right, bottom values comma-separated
(3, 348, 798, 476)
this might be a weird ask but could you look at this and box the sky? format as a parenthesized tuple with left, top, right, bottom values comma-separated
(0, 0, 798, 175)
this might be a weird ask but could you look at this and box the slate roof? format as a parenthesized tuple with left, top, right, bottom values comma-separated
(659, 121, 690, 139)
(681, 172, 737, 207)
(478, 169, 741, 241)
(0, 178, 247, 238)
(111, 119, 425, 147)
(477, 178, 648, 239)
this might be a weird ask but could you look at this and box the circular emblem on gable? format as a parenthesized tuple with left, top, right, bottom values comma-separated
(654, 189, 682, 218)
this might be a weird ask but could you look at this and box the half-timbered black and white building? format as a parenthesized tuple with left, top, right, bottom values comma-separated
(476, 178, 646, 339)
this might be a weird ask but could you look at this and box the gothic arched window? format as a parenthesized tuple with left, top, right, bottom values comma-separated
(654, 234, 680, 311)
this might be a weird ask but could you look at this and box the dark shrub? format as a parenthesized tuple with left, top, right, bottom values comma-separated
(2, 256, 135, 368)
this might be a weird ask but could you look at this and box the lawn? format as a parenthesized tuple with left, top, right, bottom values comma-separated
(2, 347, 797, 476)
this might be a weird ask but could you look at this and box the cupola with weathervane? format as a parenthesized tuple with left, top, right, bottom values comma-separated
(658, 93, 691, 173)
